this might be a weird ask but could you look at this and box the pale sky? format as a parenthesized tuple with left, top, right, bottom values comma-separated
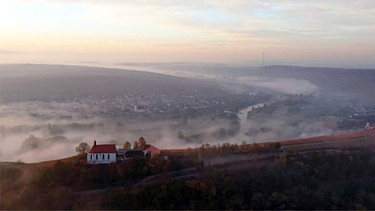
(1, 0, 374, 67)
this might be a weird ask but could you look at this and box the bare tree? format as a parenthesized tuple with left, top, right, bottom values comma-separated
(75, 142, 90, 154)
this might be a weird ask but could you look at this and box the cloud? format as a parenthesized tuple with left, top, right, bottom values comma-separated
(0, 49, 15, 54)
(1, 0, 375, 66)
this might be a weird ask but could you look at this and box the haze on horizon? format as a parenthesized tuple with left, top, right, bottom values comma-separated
(1, 0, 375, 68)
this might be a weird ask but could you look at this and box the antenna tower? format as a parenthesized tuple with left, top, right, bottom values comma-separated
(263, 52, 265, 65)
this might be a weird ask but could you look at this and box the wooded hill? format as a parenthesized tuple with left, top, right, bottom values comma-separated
(1, 129, 375, 209)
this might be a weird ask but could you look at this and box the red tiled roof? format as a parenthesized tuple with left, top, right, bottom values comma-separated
(89, 144, 117, 153)
(142, 144, 161, 154)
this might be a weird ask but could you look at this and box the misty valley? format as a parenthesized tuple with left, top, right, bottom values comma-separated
(2, 1, 375, 209)
(1, 64, 374, 163)
(1, 64, 375, 210)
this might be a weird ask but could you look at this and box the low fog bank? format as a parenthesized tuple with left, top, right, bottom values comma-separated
(0, 117, 236, 163)
(1, 98, 340, 163)
(242, 115, 336, 142)
(0, 101, 239, 162)
(237, 76, 319, 95)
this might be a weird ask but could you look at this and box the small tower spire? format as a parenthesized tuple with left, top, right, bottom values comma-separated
(263, 52, 265, 65)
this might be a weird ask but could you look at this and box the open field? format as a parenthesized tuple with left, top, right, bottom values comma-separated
(279, 128, 375, 153)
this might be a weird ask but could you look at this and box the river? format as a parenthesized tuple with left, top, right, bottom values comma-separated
(237, 103, 267, 142)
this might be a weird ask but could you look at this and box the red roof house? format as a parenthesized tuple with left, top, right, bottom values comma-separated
(89, 144, 117, 153)
(87, 141, 117, 164)
(142, 144, 162, 157)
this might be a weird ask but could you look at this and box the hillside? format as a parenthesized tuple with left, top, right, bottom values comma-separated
(256, 66, 375, 101)
(0, 64, 226, 103)
(1, 129, 375, 209)
(3, 128, 374, 169)
(133, 63, 375, 103)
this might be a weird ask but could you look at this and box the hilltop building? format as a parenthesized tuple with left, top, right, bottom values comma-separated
(87, 141, 117, 164)
(117, 149, 146, 161)
(142, 144, 162, 158)
(87, 140, 162, 164)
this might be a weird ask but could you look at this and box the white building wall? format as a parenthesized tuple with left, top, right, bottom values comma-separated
(87, 153, 116, 164)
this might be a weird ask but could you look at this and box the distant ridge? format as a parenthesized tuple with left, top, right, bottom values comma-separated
(0, 64, 225, 103)
(263, 65, 375, 71)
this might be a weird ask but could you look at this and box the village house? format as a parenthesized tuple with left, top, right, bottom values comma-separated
(87, 141, 117, 164)
(117, 149, 146, 161)
(142, 144, 162, 158)
(87, 140, 162, 164)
